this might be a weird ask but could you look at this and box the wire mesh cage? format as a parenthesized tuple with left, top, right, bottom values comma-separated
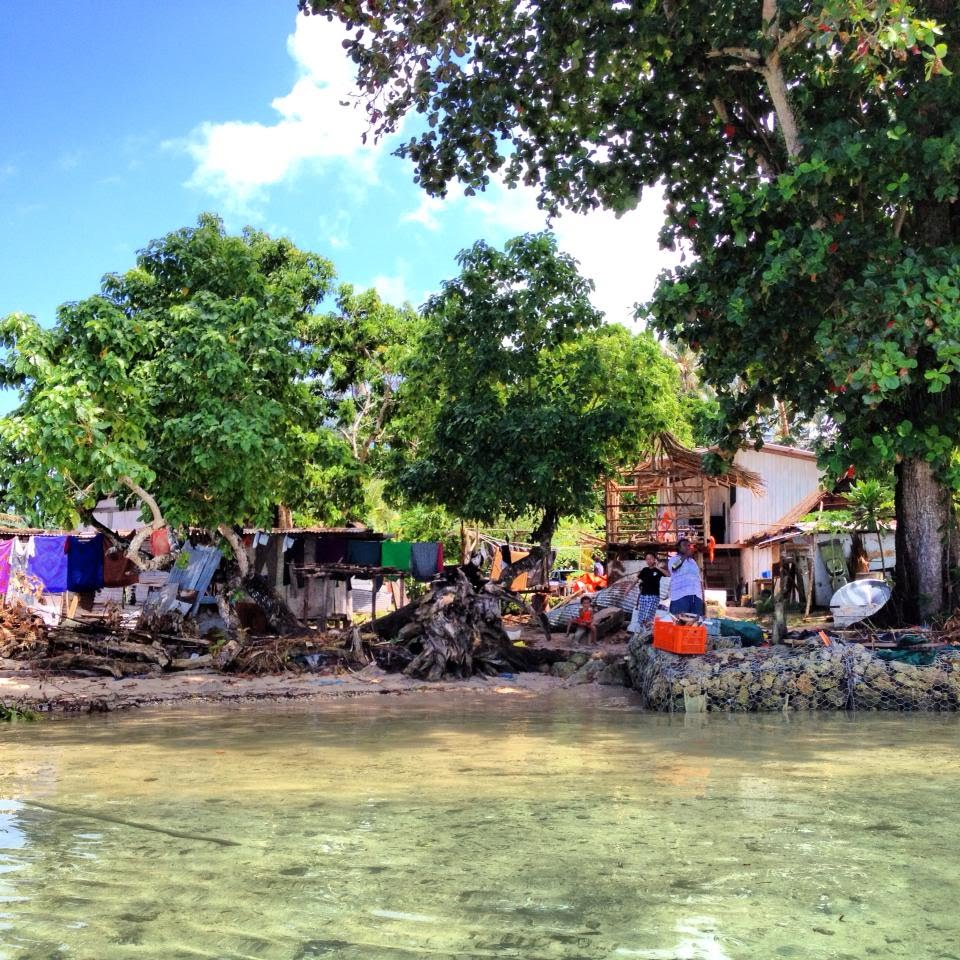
(628, 636, 960, 713)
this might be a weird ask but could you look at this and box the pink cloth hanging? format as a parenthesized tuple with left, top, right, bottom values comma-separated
(0, 538, 13, 594)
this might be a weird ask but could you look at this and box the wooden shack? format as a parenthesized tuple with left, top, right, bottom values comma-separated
(243, 526, 394, 625)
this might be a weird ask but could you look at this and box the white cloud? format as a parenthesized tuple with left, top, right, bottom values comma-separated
(179, 15, 387, 207)
(401, 177, 680, 326)
(552, 193, 681, 327)
(373, 272, 412, 305)
(401, 194, 446, 231)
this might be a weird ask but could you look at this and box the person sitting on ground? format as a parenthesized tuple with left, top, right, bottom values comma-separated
(566, 594, 598, 644)
(635, 552, 664, 627)
(668, 538, 705, 617)
(592, 554, 606, 577)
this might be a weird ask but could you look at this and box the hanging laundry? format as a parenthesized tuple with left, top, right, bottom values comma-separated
(347, 540, 382, 567)
(282, 536, 304, 586)
(380, 540, 412, 572)
(26, 536, 68, 593)
(411, 542, 442, 582)
(315, 536, 348, 564)
(103, 542, 140, 587)
(253, 532, 271, 576)
(490, 547, 529, 590)
(67, 535, 104, 591)
(151, 527, 171, 557)
(6, 538, 37, 606)
(0, 538, 13, 595)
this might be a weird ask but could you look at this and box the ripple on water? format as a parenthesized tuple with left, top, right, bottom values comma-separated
(0, 699, 958, 959)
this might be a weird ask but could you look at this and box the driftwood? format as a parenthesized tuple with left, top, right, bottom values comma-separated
(49, 629, 170, 667)
(171, 654, 213, 671)
(371, 571, 527, 681)
(212, 638, 243, 671)
(32, 654, 162, 678)
(0, 604, 49, 659)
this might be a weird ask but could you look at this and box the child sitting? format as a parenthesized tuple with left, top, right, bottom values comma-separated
(566, 595, 598, 644)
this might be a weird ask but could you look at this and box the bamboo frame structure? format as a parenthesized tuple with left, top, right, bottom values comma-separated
(604, 433, 764, 548)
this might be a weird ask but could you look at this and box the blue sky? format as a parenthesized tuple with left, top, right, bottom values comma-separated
(2, 0, 678, 391)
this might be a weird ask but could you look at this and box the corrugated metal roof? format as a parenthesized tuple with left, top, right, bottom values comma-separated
(739, 489, 851, 546)
(240, 526, 382, 536)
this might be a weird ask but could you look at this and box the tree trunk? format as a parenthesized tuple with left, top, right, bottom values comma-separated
(497, 508, 558, 587)
(217, 524, 250, 578)
(895, 457, 952, 622)
(114, 477, 177, 571)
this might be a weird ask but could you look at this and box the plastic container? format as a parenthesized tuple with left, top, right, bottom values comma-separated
(653, 619, 708, 655)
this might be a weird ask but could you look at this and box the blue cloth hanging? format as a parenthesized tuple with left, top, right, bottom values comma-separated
(411, 542, 442, 581)
(27, 536, 68, 593)
(346, 540, 382, 567)
(67, 535, 104, 591)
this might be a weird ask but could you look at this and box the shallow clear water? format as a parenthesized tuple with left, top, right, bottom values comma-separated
(1, 691, 960, 960)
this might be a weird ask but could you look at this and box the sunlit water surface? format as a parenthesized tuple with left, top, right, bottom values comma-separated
(1, 691, 959, 959)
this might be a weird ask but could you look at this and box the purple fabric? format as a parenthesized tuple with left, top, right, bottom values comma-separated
(315, 536, 348, 564)
(0, 538, 12, 594)
(27, 536, 68, 593)
(67, 535, 104, 591)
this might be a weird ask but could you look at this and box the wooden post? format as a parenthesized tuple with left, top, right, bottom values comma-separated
(700, 478, 712, 569)
(318, 575, 329, 629)
(805, 537, 816, 618)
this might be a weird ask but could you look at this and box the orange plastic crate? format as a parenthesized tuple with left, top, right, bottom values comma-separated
(653, 620, 707, 655)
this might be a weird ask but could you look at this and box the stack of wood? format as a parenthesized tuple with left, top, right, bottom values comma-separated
(366, 572, 536, 681)
(0, 597, 359, 678)
(218, 631, 352, 675)
(0, 604, 49, 661)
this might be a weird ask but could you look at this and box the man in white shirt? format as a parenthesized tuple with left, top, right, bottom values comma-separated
(668, 538, 704, 617)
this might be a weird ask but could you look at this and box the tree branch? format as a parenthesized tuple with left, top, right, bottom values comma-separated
(759, 0, 802, 160)
(706, 47, 762, 64)
(119, 476, 164, 529)
(82, 512, 127, 552)
(359, 382, 393, 464)
(118, 475, 169, 569)
(893, 205, 908, 237)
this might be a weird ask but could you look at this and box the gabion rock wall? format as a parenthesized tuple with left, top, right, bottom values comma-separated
(627, 636, 960, 712)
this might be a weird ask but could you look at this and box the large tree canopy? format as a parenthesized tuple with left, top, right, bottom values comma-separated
(386, 232, 686, 561)
(301, 0, 959, 618)
(0, 215, 364, 564)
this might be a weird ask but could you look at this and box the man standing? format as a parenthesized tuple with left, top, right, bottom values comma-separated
(635, 552, 663, 626)
(668, 538, 704, 617)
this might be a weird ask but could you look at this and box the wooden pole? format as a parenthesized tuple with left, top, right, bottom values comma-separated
(700, 477, 712, 571)
(805, 536, 815, 618)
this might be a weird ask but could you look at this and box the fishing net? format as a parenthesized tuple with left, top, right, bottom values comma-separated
(627, 635, 960, 712)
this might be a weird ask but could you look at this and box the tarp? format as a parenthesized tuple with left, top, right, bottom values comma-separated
(547, 575, 643, 628)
